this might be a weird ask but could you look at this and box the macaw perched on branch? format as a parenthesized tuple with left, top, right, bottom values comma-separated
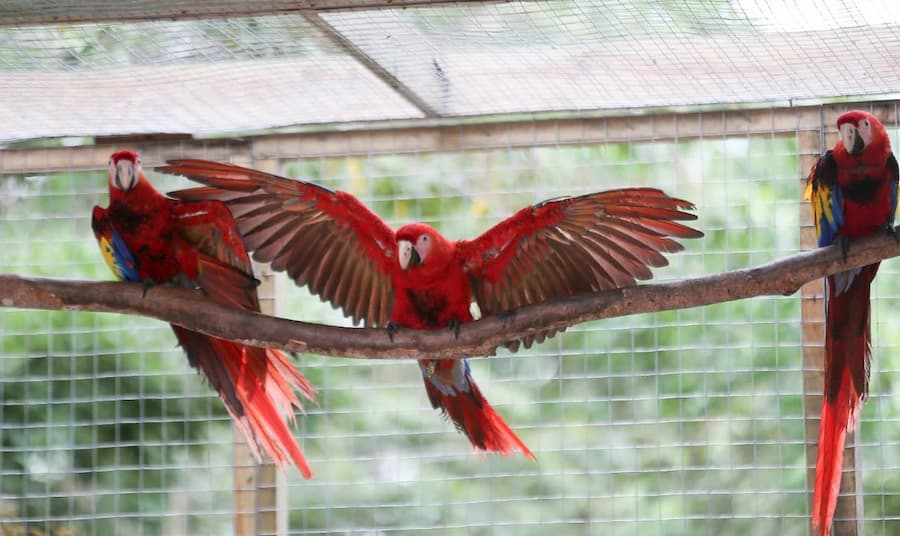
(158, 159, 703, 459)
(805, 110, 899, 535)
(92, 150, 316, 477)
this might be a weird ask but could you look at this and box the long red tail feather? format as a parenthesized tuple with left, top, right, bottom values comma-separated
(812, 269, 873, 535)
(172, 326, 316, 477)
(813, 376, 859, 536)
(422, 365, 534, 460)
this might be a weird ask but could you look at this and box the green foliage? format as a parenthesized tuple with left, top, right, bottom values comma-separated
(0, 18, 331, 73)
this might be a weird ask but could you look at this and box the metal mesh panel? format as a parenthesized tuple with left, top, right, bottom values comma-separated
(2, 1, 900, 533)
(2, 108, 899, 533)
(3, 1, 900, 141)
(0, 155, 244, 534)
(0, 15, 423, 141)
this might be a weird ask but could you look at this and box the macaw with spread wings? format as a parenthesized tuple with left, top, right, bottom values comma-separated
(160, 158, 703, 459)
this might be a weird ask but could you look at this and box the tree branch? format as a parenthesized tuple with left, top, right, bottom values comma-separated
(2, 229, 899, 360)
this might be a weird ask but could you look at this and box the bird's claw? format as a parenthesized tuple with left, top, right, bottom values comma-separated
(498, 309, 516, 325)
(884, 224, 900, 244)
(386, 322, 400, 342)
(449, 318, 461, 339)
(141, 280, 155, 298)
(837, 235, 851, 262)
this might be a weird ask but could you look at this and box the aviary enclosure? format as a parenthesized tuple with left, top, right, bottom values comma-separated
(1, 1, 900, 535)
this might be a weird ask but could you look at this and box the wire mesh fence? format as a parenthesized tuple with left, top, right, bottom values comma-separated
(0, 105, 898, 534)
(5, 1, 900, 141)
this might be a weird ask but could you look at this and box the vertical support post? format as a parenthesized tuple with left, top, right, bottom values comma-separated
(798, 115, 863, 536)
(232, 155, 288, 535)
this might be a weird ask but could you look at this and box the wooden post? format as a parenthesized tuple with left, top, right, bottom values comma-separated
(233, 154, 288, 535)
(798, 113, 863, 536)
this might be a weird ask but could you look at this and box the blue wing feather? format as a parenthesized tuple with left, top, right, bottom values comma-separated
(805, 151, 844, 248)
(818, 185, 843, 247)
(92, 207, 141, 282)
(106, 229, 140, 282)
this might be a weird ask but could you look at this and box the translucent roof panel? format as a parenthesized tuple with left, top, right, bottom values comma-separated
(0, 15, 423, 142)
(3, 1, 900, 142)
(322, 0, 900, 117)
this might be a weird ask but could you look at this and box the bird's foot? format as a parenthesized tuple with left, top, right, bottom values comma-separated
(837, 235, 851, 262)
(498, 309, 516, 325)
(386, 322, 401, 342)
(141, 280, 155, 298)
(448, 318, 461, 339)
(884, 223, 900, 244)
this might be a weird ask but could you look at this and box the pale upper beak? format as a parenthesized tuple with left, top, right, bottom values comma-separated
(839, 123, 865, 155)
(398, 240, 422, 270)
(114, 160, 137, 191)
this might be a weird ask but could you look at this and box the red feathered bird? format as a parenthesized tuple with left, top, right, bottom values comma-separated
(805, 110, 898, 535)
(158, 159, 703, 459)
(92, 150, 316, 476)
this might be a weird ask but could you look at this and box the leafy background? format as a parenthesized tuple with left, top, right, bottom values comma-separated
(2, 132, 899, 536)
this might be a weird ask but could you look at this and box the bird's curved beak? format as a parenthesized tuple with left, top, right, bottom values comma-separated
(840, 123, 866, 156)
(114, 160, 137, 191)
(398, 240, 423, 271)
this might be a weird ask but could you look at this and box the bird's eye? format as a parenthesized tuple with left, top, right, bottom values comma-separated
(422, 236, 429, 242)
(863, 119, 870, 127)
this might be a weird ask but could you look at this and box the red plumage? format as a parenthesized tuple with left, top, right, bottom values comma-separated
(420, 359, 533, 458)
(158, 159, 703, 460)
(92, 150, 316, 476)
(813, 265, 875, 535)
(806, 111, 899, 535)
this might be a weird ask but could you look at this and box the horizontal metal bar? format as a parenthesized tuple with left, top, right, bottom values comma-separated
(2, 101, 897, 175)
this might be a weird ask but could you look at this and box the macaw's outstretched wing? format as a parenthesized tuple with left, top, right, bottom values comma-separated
(160, 159, 397, 327)
(91, 205, 140, 282)
(456, 188, 703, 350)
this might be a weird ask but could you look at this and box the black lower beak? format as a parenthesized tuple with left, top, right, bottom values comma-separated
(409, 247, 422, 267)
(849, 130, 865, 155)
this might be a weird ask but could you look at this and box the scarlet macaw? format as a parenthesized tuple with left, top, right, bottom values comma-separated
(92, 150, 316, 476)
(158, 159, 703, 459)
(805, 110, 899, 534)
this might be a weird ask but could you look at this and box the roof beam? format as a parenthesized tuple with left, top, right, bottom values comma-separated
(6, 101, 899, 175)
(0, 0, 499, 27)
(301, 11, 440, 119)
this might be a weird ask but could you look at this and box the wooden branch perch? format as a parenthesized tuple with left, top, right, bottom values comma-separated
(2, 229, 899, 360)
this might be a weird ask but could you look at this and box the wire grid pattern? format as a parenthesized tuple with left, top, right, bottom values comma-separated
(0, 148, 248, 535)
(321, 0, 900, 116)
(4, 1, 900, 142)
(2, 111, 899, 534)
(0, 15, 423, 141)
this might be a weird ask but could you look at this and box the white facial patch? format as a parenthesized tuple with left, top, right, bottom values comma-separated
(858, 118, 873, 147)
(416, 234, 431, 263)
(839, 123, 858, 152)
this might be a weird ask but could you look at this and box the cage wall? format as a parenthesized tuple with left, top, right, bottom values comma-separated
(1, 105, 900, 535)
